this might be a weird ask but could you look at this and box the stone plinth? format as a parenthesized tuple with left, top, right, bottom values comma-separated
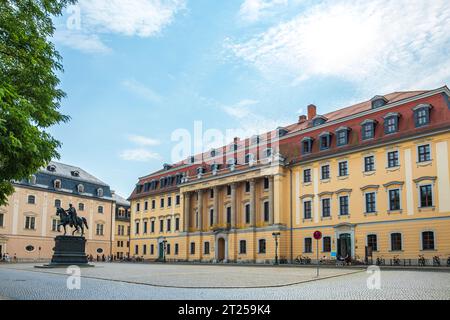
(36, 236, 93, 268)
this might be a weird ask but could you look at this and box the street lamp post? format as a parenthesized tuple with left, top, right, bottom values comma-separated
(272, 232, 281, 265)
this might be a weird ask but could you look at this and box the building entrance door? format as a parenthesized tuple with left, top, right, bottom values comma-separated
(217, 238, 225, 262)
(158, 242, 164, 260)
(337, 233, 352, 259)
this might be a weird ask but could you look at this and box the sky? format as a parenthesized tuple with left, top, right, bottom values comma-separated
(49, 0, 450, 198)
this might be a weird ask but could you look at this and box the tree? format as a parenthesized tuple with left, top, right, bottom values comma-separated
(0, 0, 76, 205)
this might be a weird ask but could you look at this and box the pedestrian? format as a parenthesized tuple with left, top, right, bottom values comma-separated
(13, 254, 17, 263)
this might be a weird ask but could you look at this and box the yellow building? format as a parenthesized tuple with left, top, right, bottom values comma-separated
(112, 193, 131, 260)
(129, 86, 450, 265)
(0, 161, 124, 261)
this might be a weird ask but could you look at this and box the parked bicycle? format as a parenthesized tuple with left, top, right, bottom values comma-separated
(433, 256, 441, 266)
(392, 255, 401, 266)
(418, 254, 426, 266)
(376, 256, 385, 266)
(294, 255, 311, 265)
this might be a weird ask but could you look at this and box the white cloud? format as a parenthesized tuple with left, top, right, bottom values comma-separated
(238, 0, 288, 23)
(222, 99, 259, 119)
(55, 0, 185, 53)
(229, 0, 450, 94)
(122, 79, 162, 103)
(128, 134, 161, 146)
(120, 148, 162, 162)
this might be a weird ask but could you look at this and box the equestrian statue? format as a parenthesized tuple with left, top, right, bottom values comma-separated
(56, 204, 89, 236)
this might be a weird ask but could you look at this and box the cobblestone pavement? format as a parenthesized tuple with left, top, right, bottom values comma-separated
(0, 263, 449, 300)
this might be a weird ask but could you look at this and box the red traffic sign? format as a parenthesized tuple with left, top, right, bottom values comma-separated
(313, 231, 322, 240)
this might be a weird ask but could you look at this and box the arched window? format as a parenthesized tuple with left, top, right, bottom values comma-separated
(54, 180, 61, 189)
(54, 199, 61, 208)
(77, 184, 84, 193)
(97, 188, 104, 197)
(28, 195, 36, 204)
(78, 203, 85, 211)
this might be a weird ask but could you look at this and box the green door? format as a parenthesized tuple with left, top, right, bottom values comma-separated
(159, 242, 164, 260)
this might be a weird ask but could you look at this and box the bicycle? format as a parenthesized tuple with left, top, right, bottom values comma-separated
(418, 254, 426, 266)
(433, 256, 441, 266)
(294, 255, 311, 265)
(376, 256, 385, 266)
(393, 255, 401, 266)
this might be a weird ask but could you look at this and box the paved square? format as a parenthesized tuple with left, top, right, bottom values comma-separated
(0, 263, 449, 300)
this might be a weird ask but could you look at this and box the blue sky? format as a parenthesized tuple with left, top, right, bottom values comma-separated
(49, 0, 450, 198)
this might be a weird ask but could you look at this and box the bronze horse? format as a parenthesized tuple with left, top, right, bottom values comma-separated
(56, 207, 89, 236)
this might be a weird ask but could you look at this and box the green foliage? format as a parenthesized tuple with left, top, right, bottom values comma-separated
(0, 0, 76, 205)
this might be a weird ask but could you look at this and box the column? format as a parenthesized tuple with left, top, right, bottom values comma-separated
(231, 183, 237, 228)
(197, 190, 203, 231)
(213, 186, 219, 226)
(269, 176, 274, 225)
(183, 192, 191, 232)
(250, 179, 256, 227)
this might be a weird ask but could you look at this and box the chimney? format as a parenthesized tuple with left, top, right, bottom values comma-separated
(298, 115, 307, 124)
(307, 104, 317, 120)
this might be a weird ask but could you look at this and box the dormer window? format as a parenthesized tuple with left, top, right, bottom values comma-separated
(371, 95, 388, 109)
(361, 119, 377, 140)
(196, 167, 205, 175)
(77, 184, 84, 193)
(47, 165, 56, 172)
(211, 163, 220, 172)
(318, 132, 331, 150)
(312, 115, 327, 127)
(163, 163, 172, 171)
(54, 179, 61, 189)
(189, 156, 195, 164)
(71, 170, 80, 177)
(210, 149, 217, 157)
(29, 175, 37, 185)
(264, 148, 273, 158)
(384, 112, 400, 134)
(301, 137, 313, 154)
(336, 127, 350, 146)
(277, 127, 288, 137)
(136, 184, 143, 193)
(413, 104, 431, 128)
(97, 188, 104, 197)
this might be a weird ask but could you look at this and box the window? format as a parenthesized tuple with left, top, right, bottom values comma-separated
(367, 234, 378, 251)
(135, 245, 139, 255)
(384, 115, 399, 134)
(227, 185, 232, 196)
(365, 192, 376, 213)
(391, 233, 402, 251)
(265, 148, 273, 158)
(167, 219, 171, 232)
(389, 189, 401, 211)
(364, 156, 375, 172)
(387, 151, 399, 168)
(151, 200, 156, 209)
(323, 237, 331, 252)
(322, 198, 331, 218)
(204, 242, 210, 255)
(264, 177, 270, 190)
(304, 238, 312, 253)
(144, 201, 148, 211)
(97, 188, 104, 197)
(245, 153, 254, 164)
(28, 195, 36, 204)
(339, 196, 349, 216)
(168, 197, 172, 207)
(362, 121, 375, 140)
(176, 195, 180, 205)
(143, 221, 148, 234)
(263, 201, 270, 222)
(245, 204, 250, 224)
(418, 144, 431, 162)
(419, 185, 433, 208)
(175, 217, 180, 231)
(245, 181, 250, 193)
(338, 161, 348, 176)
(96, 224, 104, 236)
(160, 198, 165, 208)
(422, 231, 435, 250)
(321, 165, 330, 180)
(166, 243, 171, 255)
(25, 216, 35, 230)
(160, 220, 164, 232)
(150, 244, 154, 255)
(175, 243, 179, 255)
(226, 206, 231, 224)
(135, 221, 140, 234)
(151, 220, 155, 233)
(414, 105, 431, 127)
(51, 219, 58, 232)
(190, 242, 195, 254)
(302, 138, 313, 154)
(319, 133, 331, 150)
(143, 245, 147, 255)
(0, 213, 4, 227)
(77, 184, 84, 193)
(258, 239, 266, 254)
(54, 199, 61, 208)
(302, 169, 312, 183)
(78, 203, 85, 211)
(136, 203, 140, 212)
(98, 206, 103, 214)
(336, 129, 349, 146)
(239, 240, 247, 254)
(303, 201, 312, 219)
(54, 180, 61, 189)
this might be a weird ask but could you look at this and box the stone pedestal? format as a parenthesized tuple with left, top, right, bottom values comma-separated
(36, 236, 92, 268)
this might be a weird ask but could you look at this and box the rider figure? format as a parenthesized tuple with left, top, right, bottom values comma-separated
(66, 204, 77, 227)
